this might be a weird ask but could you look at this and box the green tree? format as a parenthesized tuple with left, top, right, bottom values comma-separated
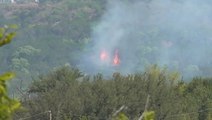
(185, 78, 212, 120)
(0, 26, 20, 120)
(16, 65, 188, 120)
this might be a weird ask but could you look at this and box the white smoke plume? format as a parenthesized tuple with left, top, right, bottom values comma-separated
(80, 0, 212, 78)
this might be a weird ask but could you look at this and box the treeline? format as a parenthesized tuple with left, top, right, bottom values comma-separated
(14, 65, 212, 120)
(0, 0, 106, 75)
(0, 0, 107, 97)
(1, 0, 212, 83)
(2, 0, 212, 81)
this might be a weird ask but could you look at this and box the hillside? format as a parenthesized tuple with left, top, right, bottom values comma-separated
(0, 0, 106, 75)
(0, 0, 212, 119)
(1, 0, 212, 79)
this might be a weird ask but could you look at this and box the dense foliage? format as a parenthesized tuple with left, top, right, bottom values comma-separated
(1, 0, 212, 81)
(0, 0, 107, 98)
(0, 0, 106, 75)
(0, 0, 212, 120)
(14, 66, 212, 120)
(0, 26, 20, 120)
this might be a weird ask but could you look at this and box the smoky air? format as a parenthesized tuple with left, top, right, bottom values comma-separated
(79, 0, 212, 79)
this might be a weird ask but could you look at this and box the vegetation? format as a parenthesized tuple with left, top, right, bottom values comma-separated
(0, 0, 212, 79)
(0, 0, 107, 100)
(0, 0, 106, 74)
(0, 26, 20, 120)
(0, 0, 211, 120)
(13, 66, 212, 120)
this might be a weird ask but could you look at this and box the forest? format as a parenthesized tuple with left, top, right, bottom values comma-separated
(0, 0, 212, 120)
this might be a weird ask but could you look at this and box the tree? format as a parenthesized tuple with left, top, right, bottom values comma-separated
(185, 78, 212, 120)
(16, 65, 187, 120)
(0, 25, 20, 120)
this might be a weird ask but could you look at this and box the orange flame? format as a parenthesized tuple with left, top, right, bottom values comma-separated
(100, 50, 109, 61)
(113, 50, 120, 66)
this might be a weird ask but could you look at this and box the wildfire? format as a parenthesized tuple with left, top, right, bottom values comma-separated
(100, 49, 120, 66)
(100, 50, 109, 61)
(113, 50, 120, 66)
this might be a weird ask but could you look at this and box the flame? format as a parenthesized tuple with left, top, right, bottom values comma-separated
(100, 49, 120, 66)
(100, 50, 109, 61)
(113, 50, 120, 66)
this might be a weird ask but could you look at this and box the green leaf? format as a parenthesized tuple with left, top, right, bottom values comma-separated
(0, 72, 15, 81)
(0, 28, 5, 39)
(0, 85, 6, 95)
(0, 26, 16, 47)
(10, 100, 21, 111)
(144, 111, 155, 120)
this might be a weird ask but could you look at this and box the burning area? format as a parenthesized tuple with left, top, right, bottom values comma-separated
(100, 49, 120, 66)
(100, 50, 109, 62)
(79, 0, 212, 78)
(113, 50, 120, 66)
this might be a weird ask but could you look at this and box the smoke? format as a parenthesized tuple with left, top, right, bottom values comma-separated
(80, 0, 212, 78)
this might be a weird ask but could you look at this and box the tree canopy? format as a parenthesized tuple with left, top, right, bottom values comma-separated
(0, 26, 20, 120)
